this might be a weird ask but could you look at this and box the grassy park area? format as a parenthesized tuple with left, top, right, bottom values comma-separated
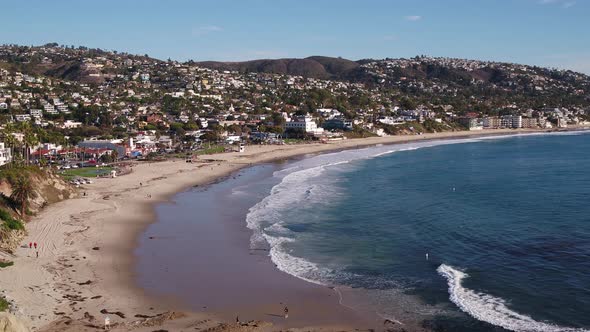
(60, 167, 113, 180)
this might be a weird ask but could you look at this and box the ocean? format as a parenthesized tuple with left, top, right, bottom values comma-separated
(137, 131, 590, 331)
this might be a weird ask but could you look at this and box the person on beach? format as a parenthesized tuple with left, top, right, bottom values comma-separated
(36, 250, 38, 258)
(34, 242, 37, 249)
(284, 306, 288, 319)
(29, 242, 32, 249)
(104, 316, 110, 330)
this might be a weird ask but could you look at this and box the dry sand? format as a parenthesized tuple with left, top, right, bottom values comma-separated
(0, 128, 574, 331)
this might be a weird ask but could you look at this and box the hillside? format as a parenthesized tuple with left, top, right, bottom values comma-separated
(1, 44, 589, 122)
(198, 55, 589, 87)
(197, 56, 363, 80)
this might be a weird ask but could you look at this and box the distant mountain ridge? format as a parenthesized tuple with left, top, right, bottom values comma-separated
(197, 56, 364, 80)
(196, 55, 590, 89)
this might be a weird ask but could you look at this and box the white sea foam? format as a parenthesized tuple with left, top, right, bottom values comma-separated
(246, 131, 590, 289)
(437, 264, 589, 332)
(246, 137, 497, 284)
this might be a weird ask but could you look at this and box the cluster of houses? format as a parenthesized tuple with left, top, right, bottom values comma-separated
(457, 108, 583, 130)
(0, 45, 588, 164)
(364, 56, 589, 96)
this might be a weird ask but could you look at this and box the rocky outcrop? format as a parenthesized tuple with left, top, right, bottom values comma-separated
(0, 228, 25, 253)
(0, 313, 29, 332)
(27, 171, 75, 213)
(0, 169, 74, 251)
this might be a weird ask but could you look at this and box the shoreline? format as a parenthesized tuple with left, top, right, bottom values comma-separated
(1, 127, 587, 331)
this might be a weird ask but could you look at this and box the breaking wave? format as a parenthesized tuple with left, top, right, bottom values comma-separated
(244, 139, 461, 285)
(437, 264, 589, 332)
(244, 131, 590, 286)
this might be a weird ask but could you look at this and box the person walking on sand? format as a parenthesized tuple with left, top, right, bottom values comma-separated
(284, 306, 289, 319)
(29, 242, 32, 249)
(34, 242, 37, 250)
(104, 316, 110, 330)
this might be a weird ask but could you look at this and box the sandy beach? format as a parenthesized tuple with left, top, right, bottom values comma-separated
(0, 128, 582, 332)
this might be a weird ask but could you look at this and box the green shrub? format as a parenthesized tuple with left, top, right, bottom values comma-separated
(0, 209, 11, 221)
(3, 219, 23, 230)
(0, 261, 13, 268)
(0, 296, 8, 312)
(0, 208, 23, 230)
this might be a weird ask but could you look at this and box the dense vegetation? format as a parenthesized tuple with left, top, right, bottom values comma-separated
(0, 208, 23, 230)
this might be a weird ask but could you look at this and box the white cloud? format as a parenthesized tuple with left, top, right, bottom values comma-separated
(192, 25, 223, 36)
(538, 0, 576, 8)
(405, 15, 422, 21)
(563, 1, 576, 8)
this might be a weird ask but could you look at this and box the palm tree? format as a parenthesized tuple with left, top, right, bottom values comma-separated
(17, 122, 38, 165)
(1, 128, 17, 168)
(110, 149, 119, 162)
(24, 130, 39, 165)
(10, 176, 37, 217)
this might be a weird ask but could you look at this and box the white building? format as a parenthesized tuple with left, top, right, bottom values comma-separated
(317, 108, 342, 119)
(500, 115, 522, 128)
(285, 115, 317, 132)
(62, 120, 83, 129)
(285, 115, 324, 135)
(14, 114, 32, 122)
(0, 142, 12, 166)
(57, 105, 70, 113)
(43, 104, 55, 113)
(30, 109, 43, 118)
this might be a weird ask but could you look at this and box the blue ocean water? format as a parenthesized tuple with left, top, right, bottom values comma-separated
(247, 131, 590, 332)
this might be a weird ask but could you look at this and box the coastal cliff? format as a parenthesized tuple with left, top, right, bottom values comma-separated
(0, 168, 74, 252)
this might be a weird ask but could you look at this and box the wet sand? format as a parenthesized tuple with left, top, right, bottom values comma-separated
(135, 164, 378, 329)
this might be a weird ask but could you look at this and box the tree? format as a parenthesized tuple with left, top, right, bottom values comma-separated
(1, 126, 17, 168)
(271, 113, 286, 126)
(23, 129, 39, 165)
(10, 176, 37, 217)
(200, 131, 219, 142)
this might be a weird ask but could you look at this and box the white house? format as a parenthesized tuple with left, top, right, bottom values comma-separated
(14, 114, 32, 122)
(62, 120, 83, 129)
(0, 142, 12, 166)
(317, 108, 342, 119)
(57, 105, 70, 113)
(285, 115, 324, 135)
(30, 109, 43, 118)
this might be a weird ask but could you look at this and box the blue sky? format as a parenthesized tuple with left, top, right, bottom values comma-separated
(1, 0, 589, 73)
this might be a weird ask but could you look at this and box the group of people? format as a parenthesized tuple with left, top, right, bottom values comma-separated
(28, 242, 40, 258)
